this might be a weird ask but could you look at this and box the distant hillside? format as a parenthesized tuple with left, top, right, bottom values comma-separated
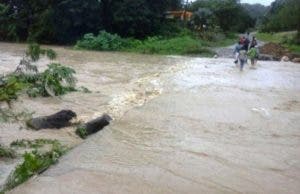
(260, 0, 300, 32)
(242, 3, 269, 24)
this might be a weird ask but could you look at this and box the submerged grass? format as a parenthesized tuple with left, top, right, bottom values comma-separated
(10, 139, 60, 149)
(0, 145, 16, 159)
(75, 127, 88, 139)
(2, 140, 66, 192)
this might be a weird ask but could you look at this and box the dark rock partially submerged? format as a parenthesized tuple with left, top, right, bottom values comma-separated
(76, 114, 112, 138)
(27, 110, 77, 130)
(258, 54, 275, 61)
(84, 114, 112, 136)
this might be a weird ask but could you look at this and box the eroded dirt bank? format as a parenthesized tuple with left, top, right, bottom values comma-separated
(1, 42, 300, 194)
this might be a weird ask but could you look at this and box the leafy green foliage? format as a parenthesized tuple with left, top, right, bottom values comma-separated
(191, 0, 255, 32)
(10, 139, 60, 149)
(260, 0, 300, 33)
(4, 143, 66, 191)
(76, 127, 88, 139)
(0, 76, 26, 104)
(39, 63, 76, 96)
(256, 31, 300, 54)
(1, 62, 76, 103)
(0, 0, 181, 43)
(26, 43, 57, 61)
(76, 31, 213, 55)
(44, 49, 57, 60)
(127, 36, 212, 55)
(75, 31, 125, 51)
(0, 145, 16, 159)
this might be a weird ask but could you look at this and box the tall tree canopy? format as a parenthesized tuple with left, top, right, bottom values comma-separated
(260, 0, 300, 33)
(191, 0, 255, 32)
(0, 0, 182, 43)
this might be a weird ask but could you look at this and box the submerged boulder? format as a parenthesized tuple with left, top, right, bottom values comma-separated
(292, 58, 300, 63)
(76, 114, 112, 138)
(27, 110, 77, 130)
(258, 54, 274, 61)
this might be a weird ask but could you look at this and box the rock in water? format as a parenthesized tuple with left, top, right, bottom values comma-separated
(281, 56, 289, 62)
(83, 114, 112, 136)
(27, 110, 77, 130)
(258, 54, 274, 61)
(292, 58, 300, 63)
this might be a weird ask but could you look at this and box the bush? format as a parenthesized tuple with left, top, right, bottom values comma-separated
(75, 31, 125, 51)
(0, 145, 16, 159)
(36, 63, 76, 96)
(4, 143, 66, 191)
(126, 36, 213, 55)
(75, 127, 88, 139)
(26, 43, 57, 62)
(0, 76, 25, 104)
(75, 30, 213, 56)
(1, 62, 77, 103)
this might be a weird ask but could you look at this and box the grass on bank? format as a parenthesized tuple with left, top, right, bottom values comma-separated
(2, 140, 66, 192)
(256, 31, 300, 54)
(0, 145, 16, 159)
(75, 30, 217, 56)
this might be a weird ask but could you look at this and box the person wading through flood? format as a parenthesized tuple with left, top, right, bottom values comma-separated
(247, 45, 258, 69)
(248, 36, 259, 69)
(234, 34, 251, 71)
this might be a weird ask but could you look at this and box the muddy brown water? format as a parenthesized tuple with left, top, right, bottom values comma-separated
(1, 42, 300, 194)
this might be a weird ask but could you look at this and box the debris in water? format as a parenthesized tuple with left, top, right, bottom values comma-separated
(26, 110, 77, 130)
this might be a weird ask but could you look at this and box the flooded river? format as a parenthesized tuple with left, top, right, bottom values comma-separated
(1, 43, 300, 194)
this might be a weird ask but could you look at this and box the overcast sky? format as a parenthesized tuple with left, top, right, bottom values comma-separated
(240, 0, 274, 6)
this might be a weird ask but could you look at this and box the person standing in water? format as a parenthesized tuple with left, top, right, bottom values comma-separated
(238, 49, 247, 71)
(248, 45, 259, 69)
(249, 36, 257, 49)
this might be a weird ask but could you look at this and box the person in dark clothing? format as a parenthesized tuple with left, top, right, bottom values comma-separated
(250, 36, 257, 49)
(243, 37, 250, 51)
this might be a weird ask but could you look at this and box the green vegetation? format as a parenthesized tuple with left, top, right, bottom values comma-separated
(26, 43, 57, 62)
(26, 63, 77, 97)
(76, 127, 88, 139)
(76, 31, 214, 56)
(10, 139, 60, 149)
(3, 142, 66, 191)
(0, 0, 182, 43)
(260, 0, 300, 33)
(75, 31, 125, 51)
(1, 63, 77, 102)
(0, 76, 25, 104)
(0, 44, 77, 103)
(126, 36, 213, 55)
(0, 108, 33, 123)
(256, 31, 300, 54)
(191, 0, 255, 32)
(0, 145, 16, 159)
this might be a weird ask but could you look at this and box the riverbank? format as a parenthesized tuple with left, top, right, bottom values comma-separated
(74, 31, 237, 56)
(256, 31, 300, 54)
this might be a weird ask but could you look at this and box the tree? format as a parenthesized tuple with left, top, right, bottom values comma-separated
(261, 0, 300, 33)
(191, 0, 254, 32)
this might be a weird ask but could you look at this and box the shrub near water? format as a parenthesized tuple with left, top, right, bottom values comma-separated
(75, 31, 213, 55)
(3, 142, 66, 192)
(127, 36, 212, 55)
(75, 31, 125, 51)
